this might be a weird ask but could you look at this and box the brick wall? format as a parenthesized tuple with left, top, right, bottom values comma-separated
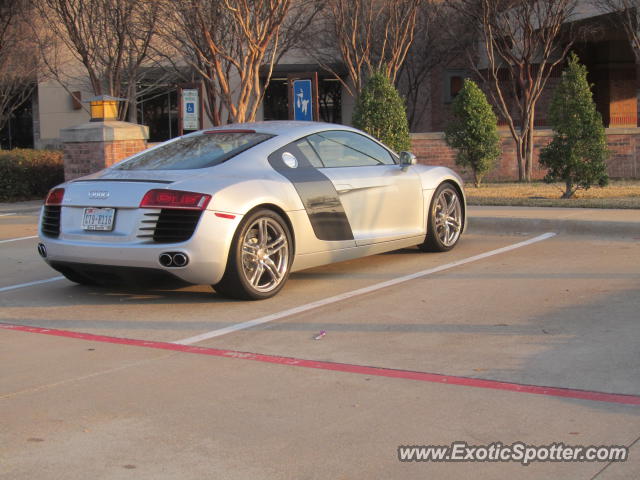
(429, 66, 563, 133)
(607, 133, 640, 178)
(103, 140, 148, 167)
(411, 128, 640, 181)
(63, 139, 147, 181)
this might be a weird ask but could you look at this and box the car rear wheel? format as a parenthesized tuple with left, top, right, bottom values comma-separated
(419, 182, 463, 252)
(213, 209, 293, 300)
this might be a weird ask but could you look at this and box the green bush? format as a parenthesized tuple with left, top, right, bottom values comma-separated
(0, 149, 64, 201)
(539, 53, 609, 199)
(352, 70, 411, 152)
(445, 79, 501, 187)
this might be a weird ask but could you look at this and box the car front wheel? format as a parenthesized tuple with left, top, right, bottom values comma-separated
(213, 209, 293, 300)
(419, 182, 463, 252)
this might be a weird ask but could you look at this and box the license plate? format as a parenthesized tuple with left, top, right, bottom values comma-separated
(82, 207, 115, 231)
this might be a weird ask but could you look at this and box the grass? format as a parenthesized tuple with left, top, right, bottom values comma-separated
(466, 180, 640, 209)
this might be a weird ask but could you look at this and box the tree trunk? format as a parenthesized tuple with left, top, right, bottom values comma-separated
(562, 181, 574, 199)
(473, 170, 481, 188)
(127, 98, 138, 124)
(515, 136, 525, 182)
(120, 82, 137, 123)
(525, 113, 535, 182)
(203, 85, 221, 127)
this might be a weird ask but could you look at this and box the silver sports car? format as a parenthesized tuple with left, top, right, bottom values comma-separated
(38, 121, 466, 299)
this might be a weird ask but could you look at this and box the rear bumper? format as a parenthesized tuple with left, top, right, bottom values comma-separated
(38, 209, 243, 286)
(48, 261, 190, 288)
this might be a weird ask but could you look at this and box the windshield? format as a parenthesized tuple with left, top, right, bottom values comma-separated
(115, 132, 274, 170)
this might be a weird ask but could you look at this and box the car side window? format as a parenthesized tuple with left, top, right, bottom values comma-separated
(306, 131, 396, 168)
(295, 138, 325, 168)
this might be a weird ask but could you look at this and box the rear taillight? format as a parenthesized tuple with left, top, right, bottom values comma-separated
(140, 189, 211, 210)
(45, 188, 65, 206)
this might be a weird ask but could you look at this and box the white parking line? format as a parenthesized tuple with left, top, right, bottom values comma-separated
(0, 213, 17, 217)
(174, 232, 557, 345)
(0, 276, 65, 293)
(0, 235, 38, 244)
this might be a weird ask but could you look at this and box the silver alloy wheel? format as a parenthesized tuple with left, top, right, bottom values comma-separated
(434, 188, 462, 247)
(240, 217, 290, 293)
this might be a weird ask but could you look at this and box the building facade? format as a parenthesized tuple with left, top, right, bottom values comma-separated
(3, 2, 639, 179)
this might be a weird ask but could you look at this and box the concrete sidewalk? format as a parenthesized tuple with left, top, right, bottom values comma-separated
(469, 205, 640, 237)
(0, 200, 42, 215)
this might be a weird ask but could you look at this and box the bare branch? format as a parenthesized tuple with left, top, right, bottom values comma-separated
(0, 0, 37, 132)
(594, 0, 640, 61)
(451, 0, 578, 181)
(164, 0, 310, 125)
(32, 0, 162, 121)
(305, 0, 420, 97)
(398, 1, 474, 130)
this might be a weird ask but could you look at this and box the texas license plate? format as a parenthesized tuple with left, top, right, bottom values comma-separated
(82, 207, 115, 231)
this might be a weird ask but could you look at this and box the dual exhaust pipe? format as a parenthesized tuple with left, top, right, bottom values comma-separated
(159, 252, 189, 268)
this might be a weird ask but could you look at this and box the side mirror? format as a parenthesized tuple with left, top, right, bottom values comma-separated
(399, 151, 417, 168)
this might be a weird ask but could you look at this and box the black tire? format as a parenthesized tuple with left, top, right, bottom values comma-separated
(213, 209, 293, 300)
(419, 182, 464, 252)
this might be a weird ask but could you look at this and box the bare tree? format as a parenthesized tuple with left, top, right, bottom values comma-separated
(595, 0, 640, 61)
(0, 0, 37, 133)
(33, 0, 162, 122)
(398, 1, 473, 130)
(310, 0, 420, 97)
(165, 0, 318, 125)
(453, 0, 578, 181)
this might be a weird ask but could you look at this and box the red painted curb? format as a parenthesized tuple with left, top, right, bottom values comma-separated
(2, 323, 639, 406)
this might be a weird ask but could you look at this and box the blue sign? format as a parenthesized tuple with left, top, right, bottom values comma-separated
(293, 79, 313, 121)
(186, 102, 195, 114)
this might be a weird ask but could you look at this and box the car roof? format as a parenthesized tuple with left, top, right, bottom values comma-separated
(201, 121, 359, 142)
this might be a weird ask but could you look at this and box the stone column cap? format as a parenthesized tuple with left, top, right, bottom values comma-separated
(60, 120, 149, 143)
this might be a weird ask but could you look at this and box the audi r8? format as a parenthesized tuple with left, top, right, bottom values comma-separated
(38, 121, 466, 299)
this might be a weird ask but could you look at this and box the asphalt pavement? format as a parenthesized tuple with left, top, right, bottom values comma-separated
(0, 202, 639, 479)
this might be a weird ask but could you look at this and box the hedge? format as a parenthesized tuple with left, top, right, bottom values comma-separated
(352, 70, 411, 153)
(0, 149, 64, 202)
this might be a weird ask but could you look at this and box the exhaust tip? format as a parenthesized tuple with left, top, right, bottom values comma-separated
(159, 252, 189, 268)
(159, 253, 173, 267)
(172, 253, 189, 267)
(37, 243, 47, 258)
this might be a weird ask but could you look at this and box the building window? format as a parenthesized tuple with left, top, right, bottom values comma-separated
(263, 79, 289, 121)
(318, 78, 342, 124)
(263, 76, 342, 123)
(137, 88, 178, 143)
(0, 92, 35, 149)
(444, 71, 468, 104)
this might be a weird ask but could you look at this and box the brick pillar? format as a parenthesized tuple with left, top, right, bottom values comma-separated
(608, 66, 637, 127)
(60, 121, 150, 181)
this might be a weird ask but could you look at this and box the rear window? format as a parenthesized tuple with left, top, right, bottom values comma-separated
(115, 132, 274, 170)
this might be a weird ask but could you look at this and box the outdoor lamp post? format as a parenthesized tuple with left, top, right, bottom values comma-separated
(61, 94, 148, 181)
(85, 95, 127, 122)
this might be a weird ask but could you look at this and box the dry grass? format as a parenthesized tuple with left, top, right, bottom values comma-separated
(466, 180, 640, 209)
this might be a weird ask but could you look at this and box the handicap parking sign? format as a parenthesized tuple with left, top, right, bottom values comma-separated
(182, 88, 199, 131)
(293, 79, 313, 121)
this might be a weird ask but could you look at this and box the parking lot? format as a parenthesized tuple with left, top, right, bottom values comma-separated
(1, 203, 639, 479)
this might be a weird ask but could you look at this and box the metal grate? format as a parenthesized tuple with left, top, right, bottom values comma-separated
(138, 209, 202, 243)
(41, 206, 61, 237)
